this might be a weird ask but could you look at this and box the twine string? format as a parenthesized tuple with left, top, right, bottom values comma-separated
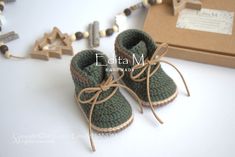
(10, 54, 29, 59)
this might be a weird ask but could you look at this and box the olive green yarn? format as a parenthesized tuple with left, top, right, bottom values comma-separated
(70, 50, 132, 128)
(115, 29, 177, 102)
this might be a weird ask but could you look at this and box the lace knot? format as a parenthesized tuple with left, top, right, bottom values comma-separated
(146, 59, 156, 66)
(99, 84, 109, 91)
(76, 69, 143, 152)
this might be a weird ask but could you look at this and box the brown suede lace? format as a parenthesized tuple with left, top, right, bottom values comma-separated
(77, 69, 143, 152)
(130, 43, 190, 124)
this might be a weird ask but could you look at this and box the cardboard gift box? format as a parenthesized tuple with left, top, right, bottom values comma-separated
(144, 0, 235, 68)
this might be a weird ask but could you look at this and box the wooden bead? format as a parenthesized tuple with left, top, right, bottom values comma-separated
(0, 4, 4, 12)
(4, 51, 11, 59)
(0, 14, 6, 26)
(70, 34, 76, 41)
(83, 31, 89, 38)
(130, 5, 138, 11)
(105, 28, 114, 36)
(112, 25, 119, 32)
(99, 30, 106, 37)
(124, 8, 131, 16)
(75, 32, 83, 40)
(157, 0, 162, 4)
(142, 0, 150, 8)
(0, 44, 8, 54)
(148, 0, 156, 5)
(0, 2, 5, 7)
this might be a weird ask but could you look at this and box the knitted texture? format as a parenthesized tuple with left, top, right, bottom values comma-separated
(70, 50, 132, 128)
(115, 29, 177, 102)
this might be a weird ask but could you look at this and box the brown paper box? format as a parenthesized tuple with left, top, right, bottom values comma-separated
(143, 0, 235, 68)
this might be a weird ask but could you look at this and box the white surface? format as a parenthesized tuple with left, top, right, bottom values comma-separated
(0, 0, 235, 157)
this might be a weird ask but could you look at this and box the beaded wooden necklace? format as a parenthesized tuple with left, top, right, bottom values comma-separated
(0, 0, 201, 60)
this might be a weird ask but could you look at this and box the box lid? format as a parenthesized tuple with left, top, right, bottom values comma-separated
(144, 0, 235, 57)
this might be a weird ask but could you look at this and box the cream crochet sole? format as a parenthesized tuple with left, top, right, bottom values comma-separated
(75, 94, 133, 133)
(141, 90, 178, 107)
(119, 79, 178, 108)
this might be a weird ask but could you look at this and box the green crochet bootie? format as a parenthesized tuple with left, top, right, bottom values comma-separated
(70, 50, 139, 152)
(115, 29, 190, 123)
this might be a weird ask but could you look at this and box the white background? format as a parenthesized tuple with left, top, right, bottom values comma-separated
(0, 0, 235, 157)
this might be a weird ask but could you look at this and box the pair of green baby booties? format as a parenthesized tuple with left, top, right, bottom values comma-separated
(70, 29, 190, 152)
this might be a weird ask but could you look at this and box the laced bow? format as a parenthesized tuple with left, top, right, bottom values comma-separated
(77, 69, 143, 152)
(130, 43, 190, 124)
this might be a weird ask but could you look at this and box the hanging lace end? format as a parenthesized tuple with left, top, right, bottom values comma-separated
(90, 136, 96, 152)
(160, 60, 190, 97)
(186, 87, 190, 97)
(152, 109, 164, 124)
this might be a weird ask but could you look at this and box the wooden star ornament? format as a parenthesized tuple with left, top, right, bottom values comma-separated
(31, 27, 73, 60)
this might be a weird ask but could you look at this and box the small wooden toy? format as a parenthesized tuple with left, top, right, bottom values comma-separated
(0, 31, 19, 43)
(164, 0, 202, 15)
(86, 21, 100, 48)
(93, 21, 100, 47)
(31, 27, 73, 60)
(88, 23, 93, 48)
